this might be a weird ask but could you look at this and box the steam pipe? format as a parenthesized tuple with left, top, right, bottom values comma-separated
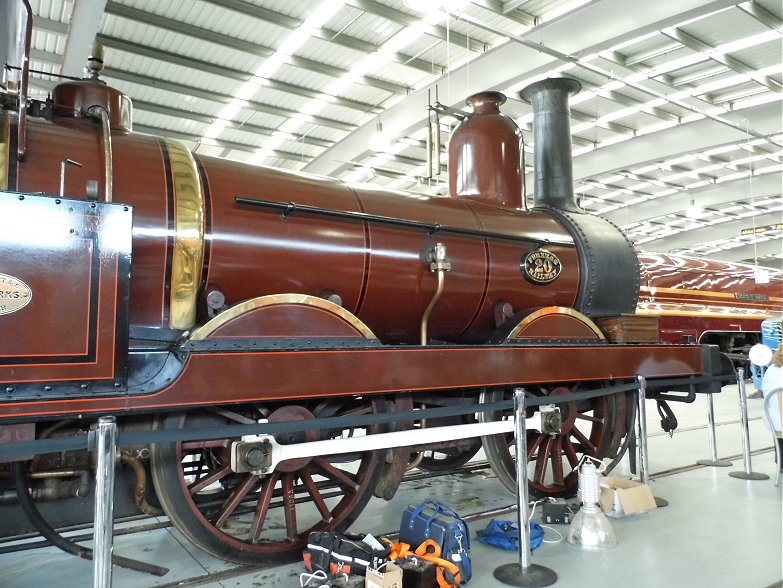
(519, 78, 582, 212)
(88, 106, 114, 203)
(420, 243, 450, 345)
(17, 0, 32, 162)
(120, 455, 163, 516)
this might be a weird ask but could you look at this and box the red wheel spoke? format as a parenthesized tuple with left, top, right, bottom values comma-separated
(562, 437, 580, 468)
(527, 433, 545, 460)
(575, 413, 603, 424)
(187, 463, 231, 495)
(156, 399, 384, 561)
(212, 473, 258, 529)
(533, 436, 554, 484)
(282, 473, 298, 541)
(249, 471, 280, 544)
(300, 468, 333, 523)
(550, 437, 565, 486)
(571, 427, 597, 454)
(313, 458, 359, 491)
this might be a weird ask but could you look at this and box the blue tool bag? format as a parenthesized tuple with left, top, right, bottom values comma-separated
(399, 500, 472, 583)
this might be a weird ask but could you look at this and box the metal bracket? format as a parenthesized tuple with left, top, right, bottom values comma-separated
(540, 404, 562, 436)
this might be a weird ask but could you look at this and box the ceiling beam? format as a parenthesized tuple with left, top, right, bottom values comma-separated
(133, 123, 313, 164)
(637, 211, 782, 251)
(306, 0, 742, 178)
(200, 0, 443, 75)
(737, 1, 783, 34)
(570, 100, 782, 184)
(102, 67, 358, 132)
(662, 27, 782, 93)
(341, 0, 487, 53)
(97, 34, 382, 114)
(103, 2, 409, 96)
(132, 100, 333, 149)
(61, 0, 108, 78)
(34, 16, 69, 36)
(702, 238, 783, 265)
(469, 0, 536, 27)
(605, 171, 782, 225)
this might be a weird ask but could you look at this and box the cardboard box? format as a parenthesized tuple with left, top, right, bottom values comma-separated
(600, 477, 657, 518)
(366, 562, 403, 588)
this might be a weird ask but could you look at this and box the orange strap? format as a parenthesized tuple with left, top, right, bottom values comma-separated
(384, 540, 461, 588)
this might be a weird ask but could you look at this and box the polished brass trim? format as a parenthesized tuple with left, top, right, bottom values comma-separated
(190, 294, 376, 341)
(163, 139, 204, 330)
(506, 306, 605, 340)
(0, 273, 32, 315)
(0, 113, 9, 190)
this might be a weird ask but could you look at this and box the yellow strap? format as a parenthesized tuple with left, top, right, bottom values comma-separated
(384, 539, 461, 587)
(414, 540, 461, 588)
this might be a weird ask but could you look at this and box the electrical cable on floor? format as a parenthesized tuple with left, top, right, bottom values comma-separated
(528, 498, 564, 544)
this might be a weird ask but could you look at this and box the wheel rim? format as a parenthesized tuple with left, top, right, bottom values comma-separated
(480, 384, 616, 498)
(151, 398, 385, 563)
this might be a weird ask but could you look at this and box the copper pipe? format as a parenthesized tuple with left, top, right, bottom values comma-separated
(120, 455, 163, 516)
(86, 106, 114, 202)
(17, 0, 33, 163)
(420, 243, 450, 346)
(97, 108, 113, 202)
(29, 470, 78, 479)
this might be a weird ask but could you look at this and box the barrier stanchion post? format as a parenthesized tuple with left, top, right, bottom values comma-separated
(92, 416, 118, 588)
(729, 368, 769, 481)
(495, 388, 557, 587)
(636, 376, 668, 507)
(696, 392, 732, 467)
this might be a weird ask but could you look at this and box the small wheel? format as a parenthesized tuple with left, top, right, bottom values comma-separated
(150, 398, 385, 564)
(480, 383, 616, 498)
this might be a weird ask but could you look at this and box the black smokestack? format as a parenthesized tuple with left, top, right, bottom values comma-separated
(519, 77, 582, 213)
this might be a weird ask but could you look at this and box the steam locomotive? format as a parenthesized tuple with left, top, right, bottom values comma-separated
(0, 11, 776, 565)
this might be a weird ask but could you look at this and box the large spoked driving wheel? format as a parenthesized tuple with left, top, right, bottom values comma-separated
(480, 383, 622, 498)
(150, 398, 385, 564)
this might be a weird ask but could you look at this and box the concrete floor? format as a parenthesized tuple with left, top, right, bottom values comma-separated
(0, 383, 781, 588)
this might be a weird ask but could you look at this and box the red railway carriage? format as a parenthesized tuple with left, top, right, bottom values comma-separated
(0, 21, 732, 564)
(638, 253, 783, 362)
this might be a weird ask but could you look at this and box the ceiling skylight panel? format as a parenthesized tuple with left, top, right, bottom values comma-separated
(691, 73, 752, 94)
(717, 30, 781, 54)
(732, 92, 781, 110)
(650, 53, 708, 76)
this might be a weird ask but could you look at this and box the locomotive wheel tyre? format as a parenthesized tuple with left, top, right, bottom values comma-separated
(150, 398, 386, 564)
(479, 384, 616, 498)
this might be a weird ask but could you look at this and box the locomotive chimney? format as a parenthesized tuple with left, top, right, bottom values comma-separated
(448, 91, 523, 208)
(519, 77, 581, 213)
